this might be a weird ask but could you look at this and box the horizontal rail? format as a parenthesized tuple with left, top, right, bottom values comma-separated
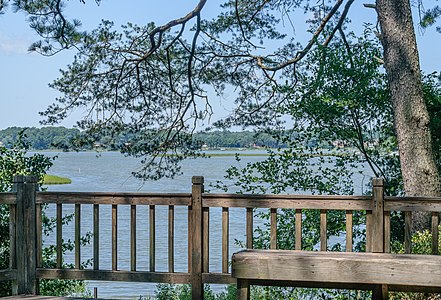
(0, 269, 17, 281)
(36, 192, 191, 206)
(37, 269, 191, 284)
(203, 194, 372, 210)
(0, 192, 17, 205)
(385, 196, 441, 212)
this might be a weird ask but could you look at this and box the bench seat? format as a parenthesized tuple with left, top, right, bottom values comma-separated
(232, 250, 441, 299)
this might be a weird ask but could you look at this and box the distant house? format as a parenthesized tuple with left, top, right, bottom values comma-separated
(0, 141, 3, 147)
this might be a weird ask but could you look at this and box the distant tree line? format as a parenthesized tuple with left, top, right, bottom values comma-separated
(0, 127, 304, 150)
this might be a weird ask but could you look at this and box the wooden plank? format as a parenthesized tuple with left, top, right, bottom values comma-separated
(75, 204, 81, 269)
(149, 205, 156, 272)
(37, 269, 191, 284)
(36, 204, 42, 268)
(203, 194, 371, 210)
(270, 208, 277, 250)
(366, 210, 372, 252)
(191, 176, 204, 300)
(404, 211, 412, 254)
(384, 196, 441, 212)
(188, 205, 192, 273)
(237, 279, 250, 300)
(0, 269, 17, 281)
(112, 204, 117, 271)
(246, 208, 253, 249)
(0, 192, 17, 205)
(203, 207, 209, 273)
(9, 204, 16, 270)
(231, 250, 441, 287)
(432, 212, 439, 255)
(168, 205, 174, 273)
(131, 205, 136, 272)
(372, 178, 384, 253)
(320, 210, 327, 251)
(345, 210, 352, 252)
(56, 203, 62, 269)
(37, 192, 191, 206)
(202, 272, 237, 284)
(222, 207, 229, 273)
(93, 204, 99, 270)
(295, 209, 302, 250)
(384, 211, 391, 253)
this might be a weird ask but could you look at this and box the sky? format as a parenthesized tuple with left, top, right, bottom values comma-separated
(0, 0, 439, 130)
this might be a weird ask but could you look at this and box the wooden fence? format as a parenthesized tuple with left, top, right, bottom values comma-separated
(1, 175, 441, 299)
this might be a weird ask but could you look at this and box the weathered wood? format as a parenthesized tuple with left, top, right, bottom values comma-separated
(345, 210, 353, 252)
(168, 205, 174, 273)
(37, 268, 191, 284)
(0, 269, 17, 281)
(112, 204, 117, 271)
(372, 178, 384, 253)
(384, 211, 391, 253)
(202, 272, 237, 284)
(432, 212, 439, 255)
(188, 205, 192, 273)
(404, 211, 412, 253)
(12, 175, 38, 294)
(9, 204, 16, 270)
(222, 207, 229, 273)
(75, 204, 81, 269)
(36, 204, 42, 268)
(203, 194, 371, 210)
(237, 278, 250, 300)
(93, 204, 99, 270)
(295, 209, 302, 250)
(320, 209, 327, 251)
(36, 192, 191, 206)
(246, 208, 253, 249)
(366, 210, 372, 252)
(191, 176, 204, 300)
(0, 192, 17, 205)
(56, 203, 62, 269)
(232, 250, 441, 288)
(270, 208, 277, 250)
(131, 205, 136, 272)
(203, 207, 209, 273)
(385, 196, 441, 211)
(149, 205, 155, 272)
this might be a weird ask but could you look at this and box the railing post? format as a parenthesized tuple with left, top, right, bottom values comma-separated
(371, 178, 387, 300)
(191, 176, 204, 300)
(12, 175, 38, 295)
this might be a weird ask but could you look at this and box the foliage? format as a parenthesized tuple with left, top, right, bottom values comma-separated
(0, 131, 88, 296)
(43, 174, 72, 185)
(154, 284, 236, 300)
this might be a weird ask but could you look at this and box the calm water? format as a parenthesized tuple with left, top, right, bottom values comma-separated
(41, 151, 372, 298)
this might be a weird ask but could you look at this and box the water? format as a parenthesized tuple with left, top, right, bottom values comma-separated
(40, 150, 373, 298)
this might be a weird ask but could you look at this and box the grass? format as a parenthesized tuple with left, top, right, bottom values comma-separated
(43, 174, 72, 185)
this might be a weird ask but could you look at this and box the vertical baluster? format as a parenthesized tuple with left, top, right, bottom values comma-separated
(345, 210, 353, 252)
(36, 204, 42, 268)
(295, 209, 302, 250)
(222, 207, 229, 273)
(131, 204, 136, 272)
(203, 207, 209, 273)
(320, 209, 327, 251)
(384, 211, 391, 253)
(9, 204, 16, 270)
(56, 203, 62, 268)
(246, 208, 253, 249)
(188, 205, 192, 273)
(93, 204, 99, 270)
(150, 205, 155, 272)
(75, 203, 81, 269)
(432, 212, 439, 255)
(404, 211, 412, 254)
(112, 204, 117, 271)
(270, 208, 277, 250)
(366, 210, 372, 252)
(168, 205, 174, 273)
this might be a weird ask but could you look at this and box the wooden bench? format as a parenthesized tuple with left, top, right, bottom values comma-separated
(232, 250, 441, 300)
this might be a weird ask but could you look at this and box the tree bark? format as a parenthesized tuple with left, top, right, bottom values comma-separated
(376, 0, 441, 231)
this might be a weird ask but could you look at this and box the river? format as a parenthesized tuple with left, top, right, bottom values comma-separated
(40, 150, 371, 298)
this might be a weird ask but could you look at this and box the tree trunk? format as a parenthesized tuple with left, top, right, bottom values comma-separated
(376, 0, 441, 231)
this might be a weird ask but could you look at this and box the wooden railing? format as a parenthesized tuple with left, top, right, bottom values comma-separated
(1, 175, 441, 298)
